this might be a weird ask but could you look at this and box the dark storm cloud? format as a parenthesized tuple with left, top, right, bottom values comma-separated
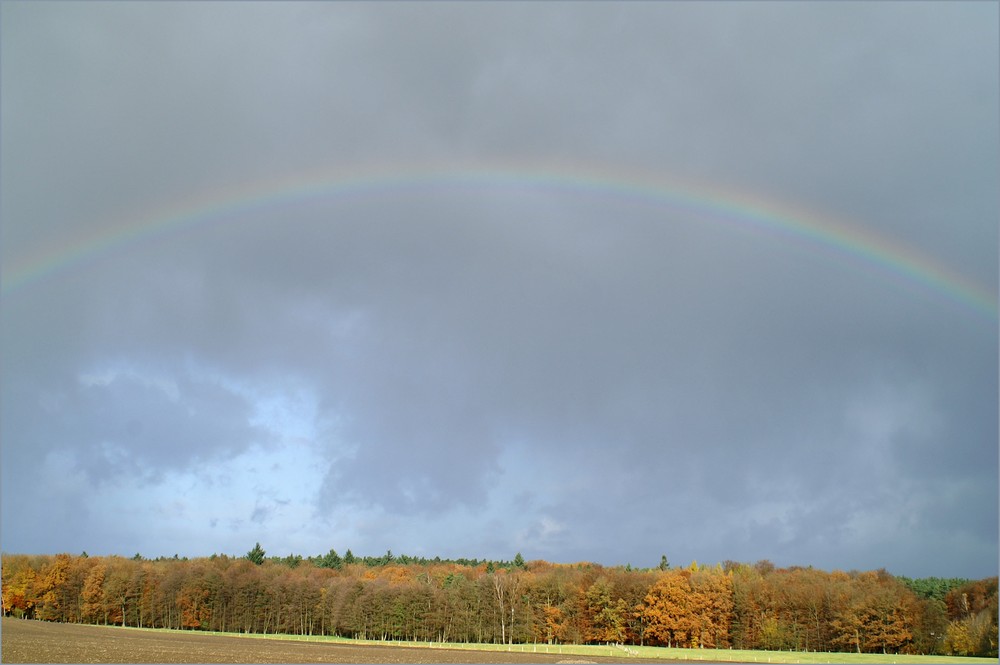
(2, 1, 996, 577)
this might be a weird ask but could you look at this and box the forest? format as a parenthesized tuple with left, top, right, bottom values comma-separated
(2, 548, 996, 658)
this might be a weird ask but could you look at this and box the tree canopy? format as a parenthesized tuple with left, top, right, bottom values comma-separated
(2, 551, 995, 658)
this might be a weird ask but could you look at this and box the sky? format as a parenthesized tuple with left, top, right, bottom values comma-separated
(1, 2, 997, 580)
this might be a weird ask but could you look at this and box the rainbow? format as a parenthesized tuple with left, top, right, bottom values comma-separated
(3, 160, 996, 322)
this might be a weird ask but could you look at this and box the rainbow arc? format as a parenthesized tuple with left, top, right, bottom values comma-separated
(3, 161, 996, 322)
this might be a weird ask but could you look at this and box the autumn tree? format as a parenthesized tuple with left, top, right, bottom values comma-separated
(176, 580, 210, 629)
(943, 578, 998, 657)
(34, 553, 71, 621)
(102, 556, 137, 628)
(688, 567, 734, 648)
(830, 570, 914, 654)
(1, 554, 39, 619)
(640, 570, 695, 647)
(583, 576, 628, 643)
(81, 561, 107, 624)
(910, 596, 948, 655)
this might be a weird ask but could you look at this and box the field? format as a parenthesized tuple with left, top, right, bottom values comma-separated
(2, 618, 995, 664)
(0, 618, 650, 664)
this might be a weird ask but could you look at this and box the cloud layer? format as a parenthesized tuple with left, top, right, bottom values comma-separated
(2, 2, 996, 578)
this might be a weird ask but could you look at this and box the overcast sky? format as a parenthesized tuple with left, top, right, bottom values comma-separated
(2, 2, 997, 579)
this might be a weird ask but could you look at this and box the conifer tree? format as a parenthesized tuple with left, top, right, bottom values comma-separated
(245, 542, 265, 565)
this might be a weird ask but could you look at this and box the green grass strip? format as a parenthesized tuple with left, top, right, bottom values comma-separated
(119, 626, 995, 663)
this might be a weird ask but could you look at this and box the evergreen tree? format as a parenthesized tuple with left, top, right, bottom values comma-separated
(245, 542, 266, 565)
(319, 548, 343, 569)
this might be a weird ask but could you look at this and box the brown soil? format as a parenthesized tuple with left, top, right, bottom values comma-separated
(1, 618, 673, 663)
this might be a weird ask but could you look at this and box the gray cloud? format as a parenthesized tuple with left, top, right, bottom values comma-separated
(2, 1, 995, 577)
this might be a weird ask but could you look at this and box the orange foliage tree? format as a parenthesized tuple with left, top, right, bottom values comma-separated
(640, 569, 695, 647)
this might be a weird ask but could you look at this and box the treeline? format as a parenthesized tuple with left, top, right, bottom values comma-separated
(2, 550, 996, 657)
(273, 545, 524, 571)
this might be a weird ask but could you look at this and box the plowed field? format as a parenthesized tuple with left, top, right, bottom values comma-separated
(1, 618, 658, 663)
